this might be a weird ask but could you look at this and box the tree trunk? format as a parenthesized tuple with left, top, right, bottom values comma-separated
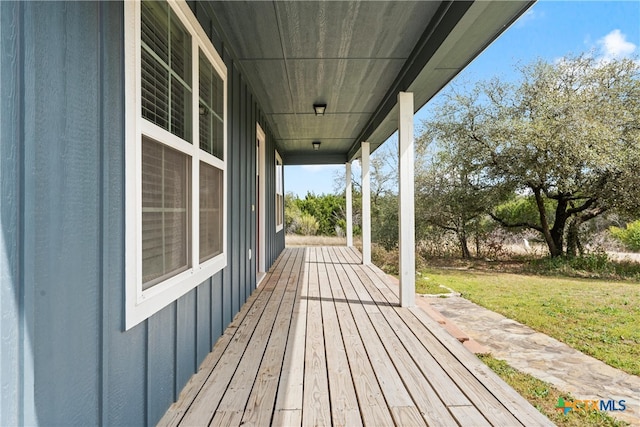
(549, 198, 570, 258)
(533, 188, 563, 257)
(458, 231, 471, 259)
(566, 217, 583, 258)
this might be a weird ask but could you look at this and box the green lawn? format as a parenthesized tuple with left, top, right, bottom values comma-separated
(418, 268, 640, 376)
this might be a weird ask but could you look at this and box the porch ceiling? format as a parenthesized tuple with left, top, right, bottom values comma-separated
(207, 0, 534, 164)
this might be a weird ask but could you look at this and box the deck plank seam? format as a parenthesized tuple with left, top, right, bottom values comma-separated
(181, 249, 298, 426)
(234, 248, 306, 426)
(358, 264, 499, 422)
(410, 305, 543, 425)
(162, 247, 551, 427)
(354, 264, 483, 426)
(213, 248, 305, 425)
(157, 250, 295, 427)
(302, 247, 333, 427)
(264, 248, 305, 423)
(314, 249, 333, 424)
(266, 247, 308, 426)
(346, 262, 460, 426)
(205, 250, 297, 425)
(317, 247, 364, 427)
(325, 246, 394, 427)
(359, 262, 528, 426)
(316, 248, 336, 426)
(272, 247, 310, 422)
(328, 247, 414, 427)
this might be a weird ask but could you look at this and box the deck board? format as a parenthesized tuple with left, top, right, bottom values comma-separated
(240, 248, 305, 426)
(301, 248, 332, 427)
(316, 248, 362, 427)
(324, 247, 396, 427)
(160, 247, 553, 427)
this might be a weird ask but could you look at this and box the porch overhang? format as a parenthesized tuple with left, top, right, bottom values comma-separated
(205, 0, 534, 164)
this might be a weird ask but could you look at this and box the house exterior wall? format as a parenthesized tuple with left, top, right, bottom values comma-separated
(0, 1, 285, 425)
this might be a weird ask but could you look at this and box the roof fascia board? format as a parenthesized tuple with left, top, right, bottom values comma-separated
(347, 0, 472, 161)
(348, 0, 535, 161)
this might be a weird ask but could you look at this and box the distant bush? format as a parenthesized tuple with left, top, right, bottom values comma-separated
(371, 244, 399, 275)
(286, 192, 346, 236)
(610, 220, 640, 252)
(297, 213, 319, 236)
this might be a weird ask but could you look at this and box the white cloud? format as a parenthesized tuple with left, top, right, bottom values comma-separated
(597, 29, 636, 61)
(515, 9, 544, 29)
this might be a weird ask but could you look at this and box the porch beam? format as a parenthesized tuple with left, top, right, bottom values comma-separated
(361, 142, 371, 265)
(398, 92, 415, 307)
(346, 162, 353, 247)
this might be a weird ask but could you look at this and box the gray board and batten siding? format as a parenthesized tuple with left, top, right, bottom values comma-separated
(0, 1, 284, 425)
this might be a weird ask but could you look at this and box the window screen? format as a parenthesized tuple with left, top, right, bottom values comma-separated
(199, 49, 224, 159)
(142, 136, 191, 288)
(141, 0, 192, 143)
(199, 162, 224, 262)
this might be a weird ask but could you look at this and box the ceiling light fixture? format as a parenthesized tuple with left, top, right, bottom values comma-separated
(313, 103, 327, 116)
(312, 141, 321, 151)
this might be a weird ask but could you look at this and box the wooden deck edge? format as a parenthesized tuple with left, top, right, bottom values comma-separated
(362, 258, 553, 427)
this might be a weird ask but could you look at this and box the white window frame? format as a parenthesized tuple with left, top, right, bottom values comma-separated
(275, 150, 284, 232)
(124, 0, 227, 330)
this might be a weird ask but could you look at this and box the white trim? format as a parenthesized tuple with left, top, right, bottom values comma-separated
(361, 142, 371, 265)
(257, 123, 266, 275)
(125, 0, 228, 330)
(275, 150, 284, 233)
(398, 92, 415, 307)
(346, 162, 353, 247)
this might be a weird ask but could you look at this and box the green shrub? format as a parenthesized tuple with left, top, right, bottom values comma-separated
(297, 213, 319, 236)
(371, 244, 399, 275)
(285, 199, 303, 234)
(610, 220, 640, 251)
(569, 252, 610, 271)
(286, 192, 346, 236)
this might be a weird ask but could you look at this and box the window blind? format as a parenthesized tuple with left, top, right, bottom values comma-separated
(142, 136, 191, 288)
(199, 49, 224, 159)
(141, 0, 192, 143)
(199, 162, 223, 262)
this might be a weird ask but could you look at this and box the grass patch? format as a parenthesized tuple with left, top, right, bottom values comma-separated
(419, 268, 640, 376)
(416, 274, 452, 295)
(478, 355, 628, 426)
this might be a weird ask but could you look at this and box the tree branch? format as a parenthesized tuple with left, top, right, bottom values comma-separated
(488, 212, 544, 233)
(567, 198, 596, 215)
(576, 206, 608, 222)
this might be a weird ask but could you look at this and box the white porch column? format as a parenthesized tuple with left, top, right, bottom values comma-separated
(346, 162, 353, 247)
(361, 142, 371, 265)
(398, 92, 415, 307)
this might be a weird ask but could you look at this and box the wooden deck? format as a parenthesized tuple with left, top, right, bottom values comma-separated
(159, 247, 553, 427)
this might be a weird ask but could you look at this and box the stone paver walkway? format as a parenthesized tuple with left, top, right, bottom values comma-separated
(425, 295, 640, 426)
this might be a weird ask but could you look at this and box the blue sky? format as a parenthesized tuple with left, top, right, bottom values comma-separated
(285, 0, 640, 198)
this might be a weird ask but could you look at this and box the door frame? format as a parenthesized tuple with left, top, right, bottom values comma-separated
(256, 123, 267, 277)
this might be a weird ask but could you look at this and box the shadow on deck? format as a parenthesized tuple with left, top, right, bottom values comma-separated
(159, 247, 552, 426)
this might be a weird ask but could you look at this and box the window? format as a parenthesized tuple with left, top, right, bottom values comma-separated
(275, 151, 284, 232)
(125, 0, 227, 329)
